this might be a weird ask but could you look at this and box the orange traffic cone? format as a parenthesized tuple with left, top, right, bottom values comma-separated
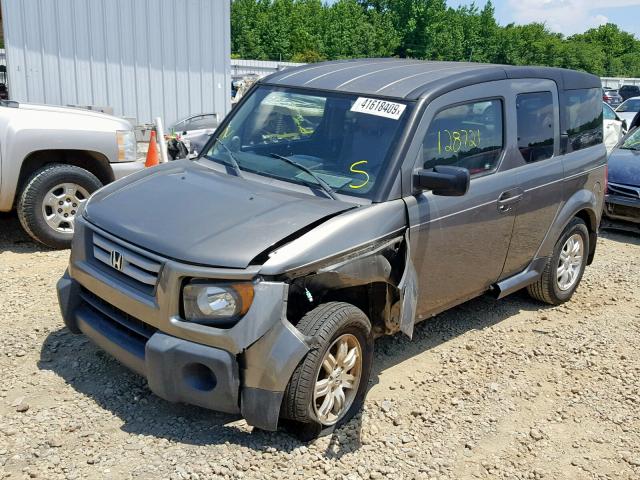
(145, 130, 159, 167)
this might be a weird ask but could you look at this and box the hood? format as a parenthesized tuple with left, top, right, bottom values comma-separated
(608, 147, 640, 187)
(84, 160, 354, 268)
(19, 103, 133, 128)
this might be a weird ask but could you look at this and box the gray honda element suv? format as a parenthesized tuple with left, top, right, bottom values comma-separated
(57, 59, 606, 439)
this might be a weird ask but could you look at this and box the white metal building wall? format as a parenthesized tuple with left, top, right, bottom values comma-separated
(601, 77, 640, 88)
(1, 0, 231, 126)
(231, 59, 304, 79)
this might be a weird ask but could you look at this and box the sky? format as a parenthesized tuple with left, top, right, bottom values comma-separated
(448, 0, 640, 38)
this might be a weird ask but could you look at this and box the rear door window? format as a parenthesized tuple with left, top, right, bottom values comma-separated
(516, 92, 554, 163)
(562, 88, 603, 152)
(421, 99, 504, 176)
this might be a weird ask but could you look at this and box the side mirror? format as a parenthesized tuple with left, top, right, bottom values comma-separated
(622, 119, 628, 132)
(413, 165, 470, 196)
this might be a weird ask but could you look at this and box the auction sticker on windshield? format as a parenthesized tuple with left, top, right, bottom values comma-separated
(351, 97, 406, 120)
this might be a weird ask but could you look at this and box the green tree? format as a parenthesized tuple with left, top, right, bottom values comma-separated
(230, 0, 640, 77)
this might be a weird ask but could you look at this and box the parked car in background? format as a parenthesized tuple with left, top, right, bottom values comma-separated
(169, 113, 219, 155)
(618, 85, 640, 102)
(603, 102, 626, 154)
(630, 111, 640, 131)
(615, 97, 640, 124)
(0, 100, 142, 248)
(602, 88, 623, 108)
(58, 59, 605, 440)
(604, 126, 640, 227)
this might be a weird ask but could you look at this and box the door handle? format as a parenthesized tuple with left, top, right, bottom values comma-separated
(497, 189, 523, 212)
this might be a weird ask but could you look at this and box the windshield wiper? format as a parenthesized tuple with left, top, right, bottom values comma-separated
(269, 153, 338, 200)
(210, 137, 244, 178)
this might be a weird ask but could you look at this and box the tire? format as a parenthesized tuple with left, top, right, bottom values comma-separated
(281, 302, 373, 440)
(17, 164, 102, 249)
(527, 217, 589, 305)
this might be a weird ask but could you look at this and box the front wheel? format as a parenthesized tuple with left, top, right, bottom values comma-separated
(17, 164, 103, 249)
(281, 302, 373, 440)
(527, 217, 589, 305)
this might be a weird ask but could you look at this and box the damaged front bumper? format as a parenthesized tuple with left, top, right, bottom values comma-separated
(604, 191, 640, 225)
(56, 218, 309, 431)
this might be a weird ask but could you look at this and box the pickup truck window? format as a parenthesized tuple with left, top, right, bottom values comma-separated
(421, 99, 504, 176)
(204, 86, 412, 198)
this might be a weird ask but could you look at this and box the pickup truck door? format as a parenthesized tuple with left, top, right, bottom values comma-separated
(402, 80, 524, 319)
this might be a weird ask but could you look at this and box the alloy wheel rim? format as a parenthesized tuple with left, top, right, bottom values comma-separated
(557, 233, 584, 291)
(41, 183, 89, 234)
(313, 333, 362, 425)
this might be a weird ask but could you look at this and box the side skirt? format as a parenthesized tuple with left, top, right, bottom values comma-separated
(493, 257, 548, 299)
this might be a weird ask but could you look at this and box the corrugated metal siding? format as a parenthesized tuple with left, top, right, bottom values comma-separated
(1, 0, 231, 126)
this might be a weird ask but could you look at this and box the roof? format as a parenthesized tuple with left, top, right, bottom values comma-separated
(262, 58, 601, 100)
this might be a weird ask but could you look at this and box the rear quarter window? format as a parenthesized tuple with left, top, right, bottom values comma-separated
(562, 88, 603, 152)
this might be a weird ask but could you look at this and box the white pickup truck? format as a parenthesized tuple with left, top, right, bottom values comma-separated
(0, 100, 144, 248)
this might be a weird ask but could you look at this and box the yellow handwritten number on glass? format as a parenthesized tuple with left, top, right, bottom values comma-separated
(349, 160, 370, 189)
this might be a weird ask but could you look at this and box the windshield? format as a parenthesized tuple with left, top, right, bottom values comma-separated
(201, 85, 412, 199)
(621, 128, 640, 151)
(617, 99, 640, 112)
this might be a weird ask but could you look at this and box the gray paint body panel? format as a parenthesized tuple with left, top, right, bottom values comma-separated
(84, 160, 354, 268)
(263, 58, 600, 101)
(260, 200, 407, 276)
(57, 59, 605, 431)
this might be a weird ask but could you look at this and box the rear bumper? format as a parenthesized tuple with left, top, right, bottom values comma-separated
(605, 193, 640, 224)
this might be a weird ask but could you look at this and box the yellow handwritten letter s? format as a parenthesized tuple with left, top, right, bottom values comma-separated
(349, 160, 370, 189)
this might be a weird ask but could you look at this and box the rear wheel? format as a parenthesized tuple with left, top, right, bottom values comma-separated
(281, 302, 373, 440)
(527, 217, 589, 305)
(17, 164, 102, 249)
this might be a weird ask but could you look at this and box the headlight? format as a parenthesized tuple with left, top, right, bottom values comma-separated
(182, 281, 254, 327)
(116, 130, 137, 162)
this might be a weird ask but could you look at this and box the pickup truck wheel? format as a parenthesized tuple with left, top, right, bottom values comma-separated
(527, 217, 589, 305)
(17, 164, 102, 249)
(281, 302, 373, 441)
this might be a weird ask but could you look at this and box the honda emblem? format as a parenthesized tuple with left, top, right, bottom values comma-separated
(110, 250, 124, 271)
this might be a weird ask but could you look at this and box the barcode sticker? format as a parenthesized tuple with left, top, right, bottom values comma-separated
(350, 97, 406, 120)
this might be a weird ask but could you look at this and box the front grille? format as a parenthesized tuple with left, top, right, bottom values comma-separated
(608, 183, 640, 200)
(91, 232, 162, 294)
(79, 288, 157, 341)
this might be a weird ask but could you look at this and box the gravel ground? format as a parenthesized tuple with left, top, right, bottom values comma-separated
(1, 211, 639, 480)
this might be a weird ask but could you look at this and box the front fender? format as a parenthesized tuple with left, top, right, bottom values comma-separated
(241, 318, 309, 431)
(0, 127, 117, 211)
(259, 199, 408, 277)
